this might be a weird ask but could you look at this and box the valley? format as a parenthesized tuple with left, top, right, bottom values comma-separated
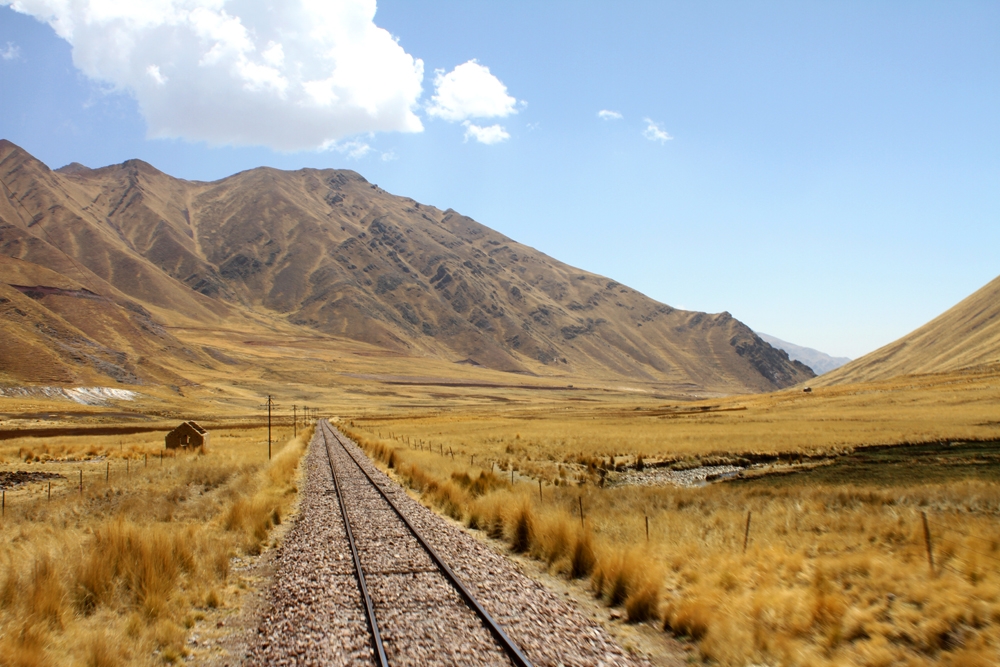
(1, 142, 998, 666)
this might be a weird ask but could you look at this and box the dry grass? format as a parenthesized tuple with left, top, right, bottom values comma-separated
(0, 424, 310, 666)
(350, 366, 1000, 468)
(341, 371, 1000, 667)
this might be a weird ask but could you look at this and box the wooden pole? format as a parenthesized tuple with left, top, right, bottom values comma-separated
(579, 496, 585, 529)
(538, 479, 543, 502)
(743, 511, 752, 553)
(267, 395, 273, 461)
(48, 482, 51, 501)
(922, 511, 935, 574)
(145, 453, 148, 467)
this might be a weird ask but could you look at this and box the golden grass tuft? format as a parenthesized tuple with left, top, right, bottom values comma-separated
(507, 500, 534, 553)
(568, 529, 596, 579)
(663, 596, 712, 640)
(75, 520, 192, 618)
(84, 629, 124, 667)
(624, 574, 661, 623)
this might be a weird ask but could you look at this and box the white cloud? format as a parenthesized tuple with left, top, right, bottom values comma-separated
(145, 64, 167, 86)
(643, 118, 673, 143)
(330, 140, 372, 159)
(462, 121, 509, 145)
(598, 109, 622, 121)
(427, 60, 517, 122)
(2, 0, 425, 151)
(1, 41, 21, 61)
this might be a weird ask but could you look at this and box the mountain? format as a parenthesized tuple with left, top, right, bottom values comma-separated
(756, 333, 851, 375)
(0, 140, 814, 394)
(815, 274, 1000, 386)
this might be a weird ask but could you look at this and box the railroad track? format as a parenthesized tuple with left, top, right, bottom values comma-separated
(317, 419, 533, 667)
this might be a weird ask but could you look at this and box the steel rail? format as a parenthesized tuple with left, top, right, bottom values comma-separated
(322, 420, 534, 667)
(319, 425, 389, 667)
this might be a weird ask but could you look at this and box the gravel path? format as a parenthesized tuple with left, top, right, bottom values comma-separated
(246, 421, 652, 666)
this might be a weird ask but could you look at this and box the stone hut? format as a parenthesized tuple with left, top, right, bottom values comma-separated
(165, 421, 209, 450)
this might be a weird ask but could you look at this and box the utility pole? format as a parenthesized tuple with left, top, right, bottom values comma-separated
(293, 404, 297, 438)
(267, 394, 274, 460)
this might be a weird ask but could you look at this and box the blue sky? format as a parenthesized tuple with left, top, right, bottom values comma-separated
(1, 1, 997, 359)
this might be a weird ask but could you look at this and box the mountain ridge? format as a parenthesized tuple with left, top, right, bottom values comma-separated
(0, 139, 814, 394)
(756, 332, 851, 375)
(814, 273, 1000, 386)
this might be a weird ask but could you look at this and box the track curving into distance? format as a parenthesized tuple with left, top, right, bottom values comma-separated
(318, 419, 533, 667)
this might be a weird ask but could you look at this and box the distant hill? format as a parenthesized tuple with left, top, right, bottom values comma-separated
(0, 139, 813, 393)
(756, 333, 851, 375)
(815, 274, 1000, 386)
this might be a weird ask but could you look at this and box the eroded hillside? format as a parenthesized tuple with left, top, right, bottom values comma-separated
(0, 139, 813, 393)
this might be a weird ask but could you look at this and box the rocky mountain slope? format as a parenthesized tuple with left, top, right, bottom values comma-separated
(0, 139, 813, 394)
(756, 333, 851, 375)
(815, 273, 1000, 386)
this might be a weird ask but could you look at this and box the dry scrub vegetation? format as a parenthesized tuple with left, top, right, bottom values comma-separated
(0, 424, 310, 667)
(343, 370, 1000, 666)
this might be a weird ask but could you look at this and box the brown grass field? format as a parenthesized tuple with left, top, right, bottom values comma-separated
(0, 423, 310, 667)
(0, 360, 998, 666)
(339, 366, 1000, 667)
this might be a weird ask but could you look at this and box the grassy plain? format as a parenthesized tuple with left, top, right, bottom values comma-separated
(342, 367, 1000, 667)
(2, 327, 998, 667)
(0, 423, 310, 667)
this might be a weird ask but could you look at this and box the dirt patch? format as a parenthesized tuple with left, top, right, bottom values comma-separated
(737, 439, 1000, 487)
(0, 470, 64, 489)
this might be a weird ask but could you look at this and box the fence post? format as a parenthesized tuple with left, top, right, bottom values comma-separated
(538, 479, 543, 502)
(922, 511, 935, 574)
(579, 496, 585, 529)
(743, 511, 752, 553)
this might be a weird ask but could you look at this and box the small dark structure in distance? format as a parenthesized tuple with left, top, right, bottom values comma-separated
(165, 421, 209, 450)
